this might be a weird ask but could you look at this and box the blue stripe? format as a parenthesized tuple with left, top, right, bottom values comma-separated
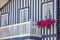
(56, 0, 58, 40)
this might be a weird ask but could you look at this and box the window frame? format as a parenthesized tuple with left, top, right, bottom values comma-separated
(19, 8, 28, 23)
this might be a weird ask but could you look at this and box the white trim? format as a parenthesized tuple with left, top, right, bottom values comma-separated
(0, 21, 42, 40)
(0, 34, 41, 40)
(0, 21, 31, 29)
(30, 34, 42, 37)
(0, 34, 30, 40)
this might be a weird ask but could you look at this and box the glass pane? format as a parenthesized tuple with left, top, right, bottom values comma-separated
(20, 9, 24, 23)
(42, 3, 48, 20)
(5, 14, 8, 26)
(1, 14, 8, 27)
(20, 8, 28, 23)
(24, 8, 28, 21)
(1, 15, 5, 26)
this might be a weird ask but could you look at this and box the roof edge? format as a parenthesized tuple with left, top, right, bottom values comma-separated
(0, 0, 11, 10)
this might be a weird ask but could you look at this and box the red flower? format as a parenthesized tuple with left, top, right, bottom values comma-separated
(36, 19, 55, 29)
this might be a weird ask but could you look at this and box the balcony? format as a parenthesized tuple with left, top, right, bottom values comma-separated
(0, 21, 41, 40)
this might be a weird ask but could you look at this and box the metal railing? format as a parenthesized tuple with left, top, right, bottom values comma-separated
(0, 21, 41, 39)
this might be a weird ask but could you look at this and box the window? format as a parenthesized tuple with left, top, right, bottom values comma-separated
(42, 2, 53, 22)
(20, 8, 28, 23)
(42, 2, 53, 35)
(1, 14, 8, 26)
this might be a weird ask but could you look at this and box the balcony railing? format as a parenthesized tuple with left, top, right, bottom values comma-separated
(0, 21, 41, 40)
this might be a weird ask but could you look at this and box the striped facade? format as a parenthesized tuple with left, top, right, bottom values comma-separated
(58, 0, 60, 40)
(0, 0, 58, 40)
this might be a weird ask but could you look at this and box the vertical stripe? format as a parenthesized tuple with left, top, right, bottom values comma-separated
(21, 0, 22, 8)
(9, 1, 12, 25)
(8, 2, 10, 24)
(31, 0, 34, 21)
(24, 0, 25, 7)
(38, 0, 41, 35)
(13, 0, 16, 24)
(56, 0, 58, 39)
(34, 0, 35, 22)
(22, 0, 24, 7)
(15, 0, 18, 24)
(35, 0, 38, 21)
(17, 0, 20, 23)
(7, 3, 9, 12)
(28, 0, 31, 21)
(28, 0, 29, 21)
(0, 11, 1, 27)
(18, 0, 20, 9)
(3, 7, 5, 13)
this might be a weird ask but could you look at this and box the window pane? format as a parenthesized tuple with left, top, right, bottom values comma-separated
(20, 9, 24, 23)
(24, 8, 28, 22)
(1, 14, 8, 27)
(1, 15, 5, 26)
(20, 8, 28, 23)
(42, 3, 48, 20)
